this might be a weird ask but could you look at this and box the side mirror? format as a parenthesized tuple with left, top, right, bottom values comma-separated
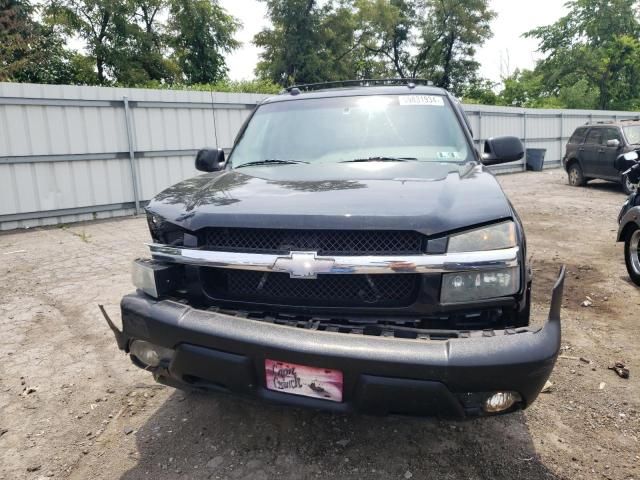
(482, 136, 525, 166)
(607, 139, 621, 149)
(195, 148, 225, 172)
(615, 150, 639, 172)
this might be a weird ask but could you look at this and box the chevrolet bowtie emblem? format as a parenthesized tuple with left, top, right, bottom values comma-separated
(272, 251, 336, 279)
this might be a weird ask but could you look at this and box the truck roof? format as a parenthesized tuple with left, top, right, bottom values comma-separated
(261, 84, 450, 105)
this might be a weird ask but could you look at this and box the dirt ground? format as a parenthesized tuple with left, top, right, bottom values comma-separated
(0, 169, 638, 480)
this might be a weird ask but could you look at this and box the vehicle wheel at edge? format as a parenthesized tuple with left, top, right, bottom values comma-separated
(568, 163, 586, 186)
(624, 227, 640, 286)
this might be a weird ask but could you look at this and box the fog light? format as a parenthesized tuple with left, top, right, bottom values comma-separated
(130, 340, 174, 368)
(484, 391, 522, 413)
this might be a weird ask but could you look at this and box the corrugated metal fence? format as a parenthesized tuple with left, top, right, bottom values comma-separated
(1, 82, 638, 230)
(0, 82, 265, 230)
(463, 103, 639, 174)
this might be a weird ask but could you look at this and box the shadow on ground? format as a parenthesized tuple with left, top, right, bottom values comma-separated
(582, 179, 627, 194)
(120, 390, 560, 480)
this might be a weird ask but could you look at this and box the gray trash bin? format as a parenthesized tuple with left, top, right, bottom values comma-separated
(526, 148, 546, 171)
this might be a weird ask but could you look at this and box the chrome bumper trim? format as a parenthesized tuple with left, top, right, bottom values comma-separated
(148, 243, 520, 277)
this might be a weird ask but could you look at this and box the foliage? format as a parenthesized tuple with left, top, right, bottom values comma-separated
(45, 0, 128, 84)
(167, 0, 239, 84)
(111, 0, 180, 85)
(6, 0, 640, 112)
(459, 78, 499, 105)
(419, 0, 495, 93)
(524, 0, 640, 110)
(0, 0, 78, 83)
(254, 0, 496, 93)
(355, 0, 495, 94)
(498, 69, 547, 108)
(254, 0, 369, 86)
(126, 78, 281, 94)
(42, 0, 238, 86)
(353, 0, 413, 79)
(254, 0, 319, 85)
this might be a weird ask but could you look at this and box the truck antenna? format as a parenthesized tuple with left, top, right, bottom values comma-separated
(209, 88, 219, 147)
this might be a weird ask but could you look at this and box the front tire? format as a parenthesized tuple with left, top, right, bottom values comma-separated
(624, 227, 640, 286)
(622, 174, 637, 195)
(568, 163, 586, 187)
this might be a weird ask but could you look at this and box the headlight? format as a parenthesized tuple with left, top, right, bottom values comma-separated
(448, 221, 516, 253)
(146, 212, 164, 242)
(146, 211, 185, 245)
(441, 267, 520, 304)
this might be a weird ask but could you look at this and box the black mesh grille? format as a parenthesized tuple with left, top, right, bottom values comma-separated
(202, 228, 424, 255)
(202, 269, 419, 308)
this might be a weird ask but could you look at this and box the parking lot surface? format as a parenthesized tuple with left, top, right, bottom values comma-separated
(0, 169, 638, 480)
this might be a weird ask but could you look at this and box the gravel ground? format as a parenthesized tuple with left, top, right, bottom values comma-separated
(0, 169, 638, 480)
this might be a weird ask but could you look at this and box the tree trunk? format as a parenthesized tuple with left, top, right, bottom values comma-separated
(96, 54, 105, 84)
(440, 32, 455, 89)
(393, 41, 405, 78)
(95, 12, 110, 85)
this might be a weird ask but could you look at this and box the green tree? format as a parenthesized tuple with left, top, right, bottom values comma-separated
(255, 0, 323, 85)
(459, 78, 498, 105)
(498, 69, 546, 107)
(319, 1, 379, 80)
(167, 0, 239, 84)
(355, 0, 414, 78)
(0, 0, 78, 83)
(112, 0, 180, 84)
(526, 0, 640, 110)
(45, 0, 131, 84)
(254, 0, 385, 86)
(4, 0, 252, 88)
(45, 0, 182, 85)
(418, 0, 495, 92)
(355, 0, 495, 94)
(495, 68, 601, 109)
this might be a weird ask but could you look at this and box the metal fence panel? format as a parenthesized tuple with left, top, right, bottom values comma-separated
(0, 82, 262, 230)
(1, 81, 639, 230)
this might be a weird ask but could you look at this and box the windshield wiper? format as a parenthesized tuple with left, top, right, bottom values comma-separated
(235, 159, 309, 168)
(340, 156, 418, 163)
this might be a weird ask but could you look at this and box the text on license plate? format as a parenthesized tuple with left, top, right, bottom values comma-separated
(265, 359, 343, 403)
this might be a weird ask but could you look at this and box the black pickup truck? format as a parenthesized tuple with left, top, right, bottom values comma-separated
(103, 80, 565, 418)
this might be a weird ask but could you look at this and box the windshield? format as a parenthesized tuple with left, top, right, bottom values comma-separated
(229, 94, 472, 167)
(624, 125, 640, 145)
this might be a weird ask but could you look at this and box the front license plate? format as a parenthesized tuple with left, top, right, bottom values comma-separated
(265, 359, 343, 402)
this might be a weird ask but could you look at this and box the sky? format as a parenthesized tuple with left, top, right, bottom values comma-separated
(219, 0, 569, 83)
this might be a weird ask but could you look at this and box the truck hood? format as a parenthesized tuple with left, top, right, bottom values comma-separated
(147, 162, 513, 236)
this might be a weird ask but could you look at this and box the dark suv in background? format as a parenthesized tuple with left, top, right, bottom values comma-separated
(563, 120, 640, 194)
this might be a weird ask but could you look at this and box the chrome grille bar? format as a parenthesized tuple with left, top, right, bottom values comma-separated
(148, 243, 520, 276)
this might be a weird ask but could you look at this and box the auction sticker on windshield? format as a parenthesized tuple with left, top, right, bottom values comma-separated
(265, 359, 343, 402)
(398, 95, 445, 106)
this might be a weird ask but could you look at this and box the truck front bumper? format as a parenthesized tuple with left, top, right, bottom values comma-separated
(106, 268, 565, 418)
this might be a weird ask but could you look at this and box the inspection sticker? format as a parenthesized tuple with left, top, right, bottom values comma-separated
(438, 151, 462, 160)
(398, 95, 444, 106)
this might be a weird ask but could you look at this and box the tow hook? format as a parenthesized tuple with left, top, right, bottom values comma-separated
(98, 304, 127, 350)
